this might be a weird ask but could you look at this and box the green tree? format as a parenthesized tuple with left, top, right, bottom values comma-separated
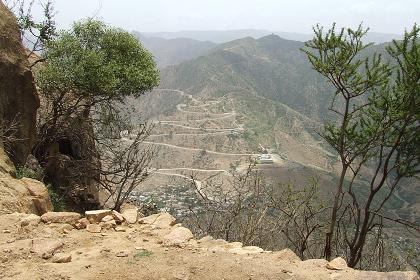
(35, 19, 159, 157)
(303, 24, 419, 267)
(34, 19, 159, 210)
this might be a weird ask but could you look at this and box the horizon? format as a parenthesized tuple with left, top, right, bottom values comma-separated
(30, 0, 419, 35)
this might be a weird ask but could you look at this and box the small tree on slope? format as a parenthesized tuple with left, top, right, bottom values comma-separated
(302, 24, 419, 267)
(35, 19, 159, 210)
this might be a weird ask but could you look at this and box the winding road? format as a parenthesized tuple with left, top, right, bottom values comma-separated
(127, 88, 281, 189)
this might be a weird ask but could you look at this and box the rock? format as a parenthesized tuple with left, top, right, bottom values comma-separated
(41, 212, 81, 224)
(112, 210, 125, 224)
(51, 253, 71, 263)
(31, 239, 64, 258)
(20, 214, 41, 227)
(229, 246, 264, 255)
(74, 222, 84, 230)
(0, 176, 52, 215)
(0, 1, 40, 166)
(197, 236, 214, 243)
(121, 207, 138, 224)
(21, 178, 53, 214)
(100, 220, 116, 230)
(163, 227, 194, 247)
(86, 224, 101, 233)
(139, 212, 176, 228)
(59, 224, 74, 234)
(274, 249, 301, 262)
(223, 242, 243, 250)
(101, 215, 114, 222)
(115, 226, 126, 232)
(85, 209, 112, 224)
(116, 251, 129, 257)
(326, 257, 348, 270)
(74, 217, 90, 229)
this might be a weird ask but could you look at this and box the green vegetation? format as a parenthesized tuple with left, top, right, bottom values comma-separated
(15, 165, 44, 181)
(33, 19, 160, 211)
(47, 184, 66, 211)
(303, 23, 419, 267)
(134, 249, 153, 259)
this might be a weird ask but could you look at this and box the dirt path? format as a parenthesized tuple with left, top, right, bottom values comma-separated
(1, 213, 415, 280)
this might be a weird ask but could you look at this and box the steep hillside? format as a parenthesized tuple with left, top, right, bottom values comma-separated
(131, 34, 418, 227)
(134, 32, 216, 68)
(160, 35, 332, 120)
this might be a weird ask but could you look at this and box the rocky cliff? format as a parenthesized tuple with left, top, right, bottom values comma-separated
(0, 2, 52, 215)
(0, 1, 39, 166)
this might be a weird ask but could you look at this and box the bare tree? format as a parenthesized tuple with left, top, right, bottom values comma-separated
(98, 124, 156, 212)
(183, 162, 327, 259)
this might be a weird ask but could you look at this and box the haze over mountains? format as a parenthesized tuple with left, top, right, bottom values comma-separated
(133, 32, 216, 68)
(135, 29, 402, 68)
(140, 29, 403, 44)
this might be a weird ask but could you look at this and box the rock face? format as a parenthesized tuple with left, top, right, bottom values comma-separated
(0, 2, 39, 166)
(0, 175, 53, 215)
(0, 2, 54, 216)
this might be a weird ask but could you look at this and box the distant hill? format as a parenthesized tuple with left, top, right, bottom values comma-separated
(160, 34, 332, 120)
(140, 29, 271, 44)
(134, 34, 417, 225)
(141, 29, 402, 44)
(133, 31, 216, 68)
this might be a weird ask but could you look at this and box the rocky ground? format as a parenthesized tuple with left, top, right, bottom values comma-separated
(0, 208, 418, 280)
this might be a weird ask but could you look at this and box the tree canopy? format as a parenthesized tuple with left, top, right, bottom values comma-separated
(37, 19, 159, 105)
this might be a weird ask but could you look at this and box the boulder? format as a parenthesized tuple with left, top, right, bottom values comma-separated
(31, 239, 64, 258)
(100, 220, 116, 230)
(163, 226, 194, 247)
(121, 207, 138, 224)
(274, 249, 301, 262)
(326, 257, 348, 271)
(112, 210, 125, 224)
(197, 235, 214, 243)
(139, 212, 176, 228)
(85, 209, 112, 224)
(229, 246, 264, 255)
(86, 224, 101, 233)
(0, 176, 51, 215)
(41, 212, 81, 224)
(20, 214, 41, 227)
(115, 226, 126, 232)
(51, 253, 72, 263)
(101, 215, 114, 222)
(21, 177, 53, 214)
(74, 217, 90, 229)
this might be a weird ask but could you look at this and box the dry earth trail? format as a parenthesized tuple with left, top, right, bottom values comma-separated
(1, 212, 417, 280)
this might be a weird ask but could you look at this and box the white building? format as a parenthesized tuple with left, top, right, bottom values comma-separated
(257, 154, 274, 164)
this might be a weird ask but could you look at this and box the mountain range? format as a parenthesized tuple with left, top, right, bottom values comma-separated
(140, 29, 403, 44)
(133, 33, 418, 225)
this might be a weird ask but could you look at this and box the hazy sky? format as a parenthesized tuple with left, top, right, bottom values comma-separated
(32, 0, 419, 34)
